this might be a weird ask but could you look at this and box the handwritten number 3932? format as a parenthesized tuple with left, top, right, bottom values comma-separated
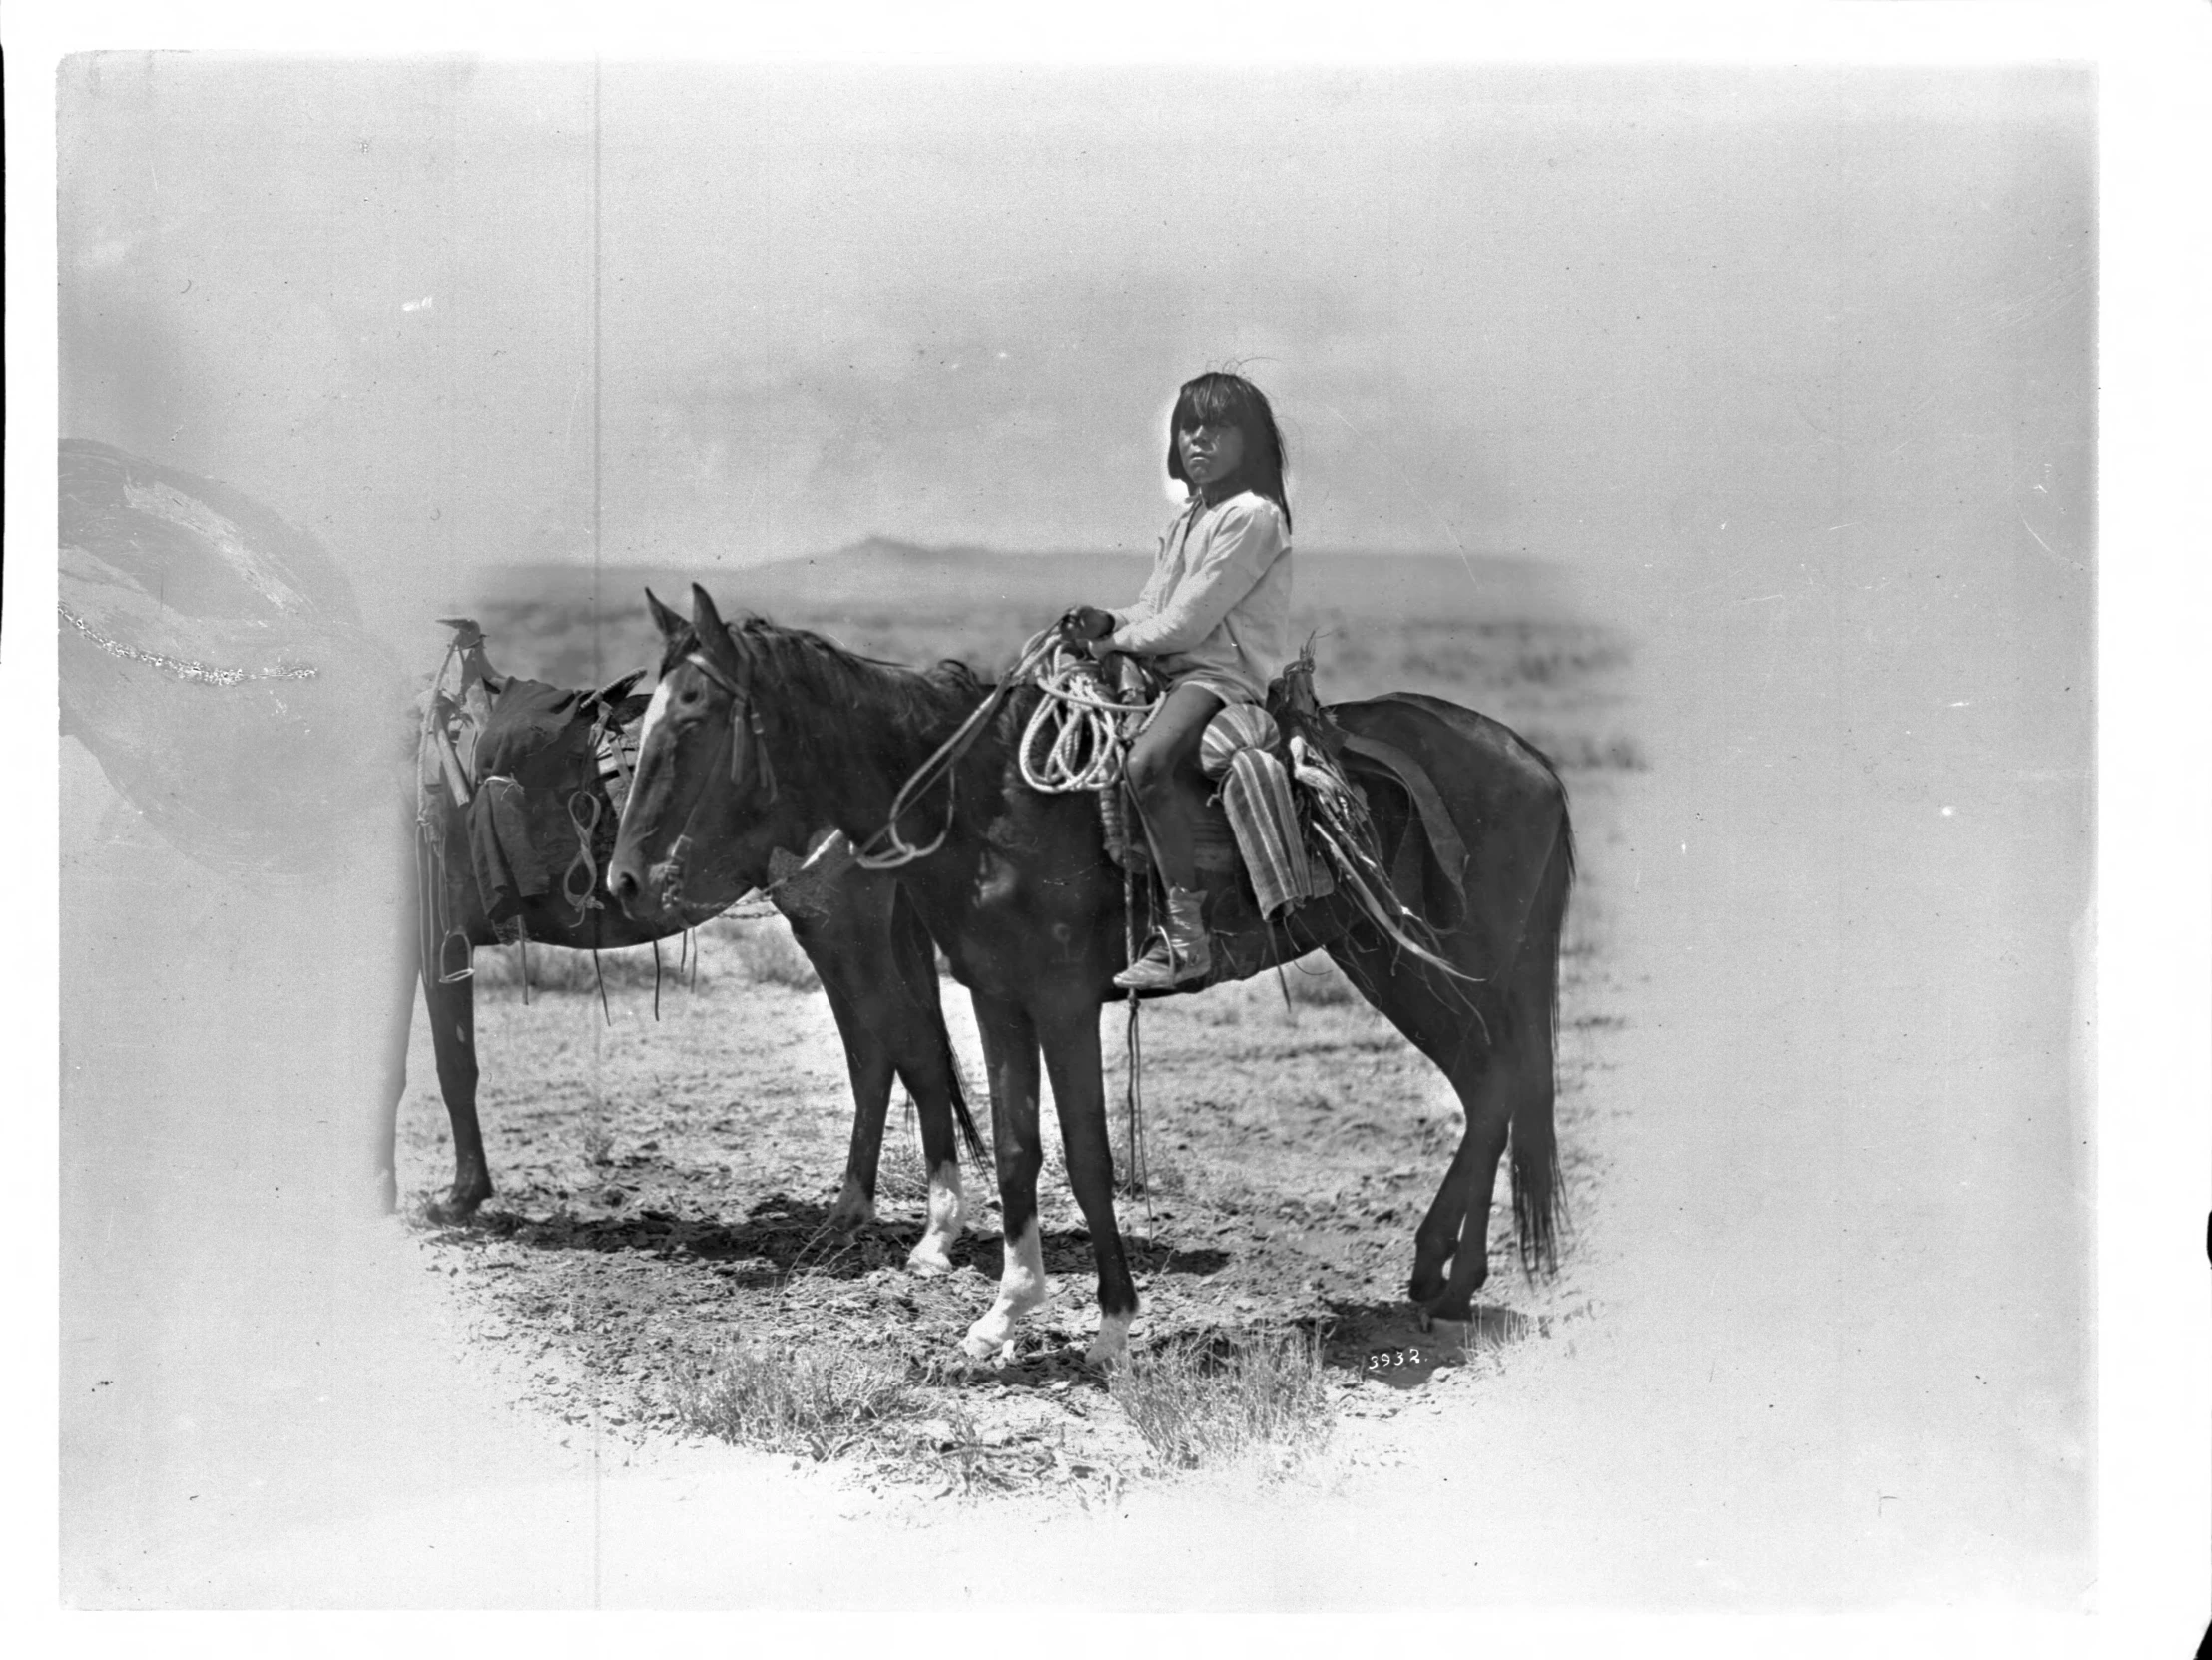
(1366, 1348, 1420, 1369)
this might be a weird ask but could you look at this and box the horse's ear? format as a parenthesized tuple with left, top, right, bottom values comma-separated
(644, 587, 688, 642)
(690, 584, 736, 663)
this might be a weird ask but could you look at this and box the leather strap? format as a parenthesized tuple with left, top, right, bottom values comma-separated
(1339, 733, 1468, 899)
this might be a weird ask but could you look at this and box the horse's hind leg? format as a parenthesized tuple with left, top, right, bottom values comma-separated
(1414, 1062, 1517, 1320)
(1325, 934, 1506, 1316)
(790, 877, 967, 1264)
(423, 968, 493, 1224)
(961, 992, 1051, 1360)
(1429, 979, 1555, 1322)
(805, 948, 895, 1233)
(882, 891, 969, 1272)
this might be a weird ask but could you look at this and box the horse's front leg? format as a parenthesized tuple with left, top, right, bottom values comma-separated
(423, 967, 493, 1224)
(960, 991, 1050, 1360)
(1038, 995, 1139, 1365)
(369, 915, 422, 1216)
(798, 918, 895, 1234)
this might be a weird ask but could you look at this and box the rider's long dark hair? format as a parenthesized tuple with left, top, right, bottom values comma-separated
(1164, 371, 1292, 534)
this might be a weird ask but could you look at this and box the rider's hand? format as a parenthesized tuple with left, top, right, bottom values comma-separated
(1059, 605, 1116, 644)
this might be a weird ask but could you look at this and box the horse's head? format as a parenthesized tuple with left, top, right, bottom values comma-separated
(608, 583, 798, 923)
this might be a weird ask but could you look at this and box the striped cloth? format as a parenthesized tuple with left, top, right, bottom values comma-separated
(1221, 747, 1330, 917)
(1197, 705, 1331, 919)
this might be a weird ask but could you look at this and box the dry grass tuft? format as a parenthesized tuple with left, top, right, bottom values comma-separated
(1280, 953, 1362, 1007)
(1108, 1328, 1334, 1474)
(729, 920, 822, 989)
(470, 937, 707, 994)
(666, 1340, 915, 1459)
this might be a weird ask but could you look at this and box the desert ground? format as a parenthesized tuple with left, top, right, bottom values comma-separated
(383, 551, 1632, 1490)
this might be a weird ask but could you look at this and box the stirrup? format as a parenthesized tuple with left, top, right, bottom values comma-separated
(1113, 933, 1211, 991)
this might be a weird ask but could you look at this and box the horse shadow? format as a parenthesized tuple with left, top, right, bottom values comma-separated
(1309, 1295, 1534, 1389)
(432, 1191, 998, 1288)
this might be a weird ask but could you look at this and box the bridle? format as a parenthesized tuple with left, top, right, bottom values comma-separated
(679, 648, 779, 805)
(640, 644, 779, 914)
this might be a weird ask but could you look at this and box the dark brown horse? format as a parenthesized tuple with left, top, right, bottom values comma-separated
(609, 587, 1574, 1363)
(57, 440, 978, 1253)
(381, 626, 982, 1267)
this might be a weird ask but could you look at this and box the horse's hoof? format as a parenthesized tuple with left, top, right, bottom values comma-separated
(958, 1330, 1012, 1363)
(425, 1192, 486, 1227)
(826, 1199, 877, 1233)
(1418, 1295, 1473, 1329)
(1407, 1258, 1449, 1307)
(1084, 1311, 1134, 1368)
(906, 1245, 954, 1275)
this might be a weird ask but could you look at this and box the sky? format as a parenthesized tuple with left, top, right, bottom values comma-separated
(58, 59, 2091, 634)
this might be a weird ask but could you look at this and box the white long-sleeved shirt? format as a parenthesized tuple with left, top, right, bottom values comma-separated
(1107, 490, 1293, 704)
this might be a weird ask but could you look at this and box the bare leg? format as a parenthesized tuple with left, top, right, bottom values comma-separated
(1124, 682, 1223, 891)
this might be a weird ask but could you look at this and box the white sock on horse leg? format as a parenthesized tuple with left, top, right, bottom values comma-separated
(907, 1160, 964, 1272)
(960, 1215, 1049, 1359)
(1086, 1309, 1134, 1366)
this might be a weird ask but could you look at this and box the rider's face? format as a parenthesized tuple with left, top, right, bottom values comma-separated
(1177, 421, 1246, 493)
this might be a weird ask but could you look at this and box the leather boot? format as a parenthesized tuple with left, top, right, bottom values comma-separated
(1114, 885, 1212, 990)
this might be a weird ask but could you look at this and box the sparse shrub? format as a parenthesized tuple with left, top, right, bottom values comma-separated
(1108, 1328, 1333, 1474)
(469, 937, 707, 994)
(731, 920, 822, 990)
(666, 1339, 914, 1458)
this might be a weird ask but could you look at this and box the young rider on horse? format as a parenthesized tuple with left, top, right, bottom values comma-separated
(1060, 371, 1295, 991)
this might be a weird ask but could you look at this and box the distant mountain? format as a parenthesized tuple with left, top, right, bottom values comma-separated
(478, 538, 1572, 632)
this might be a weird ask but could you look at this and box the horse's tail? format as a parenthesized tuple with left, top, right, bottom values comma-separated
(944, 1030, 987, 1169)
(1511, 787, 1575, 1277)
(894, 885, 988, 1168)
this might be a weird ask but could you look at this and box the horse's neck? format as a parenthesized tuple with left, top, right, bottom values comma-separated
(784, 676, 996, 851)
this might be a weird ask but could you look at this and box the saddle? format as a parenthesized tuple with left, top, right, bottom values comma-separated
(1091, 648, 1471, 953)
(415, 620, 645, 942)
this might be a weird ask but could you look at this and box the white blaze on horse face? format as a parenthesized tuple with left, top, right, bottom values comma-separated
(636, 679, 673, 759)
(906, 1161, 964, 1274)
(959, 1216, 1048, 1360)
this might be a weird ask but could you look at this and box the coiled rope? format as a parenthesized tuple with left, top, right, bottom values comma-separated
(1016, 644, 1155, 795)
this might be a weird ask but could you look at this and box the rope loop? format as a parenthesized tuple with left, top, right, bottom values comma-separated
(1015, 644, 1155, 796)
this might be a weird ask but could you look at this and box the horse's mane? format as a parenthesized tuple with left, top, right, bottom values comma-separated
(664, 615, 1001, 787)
